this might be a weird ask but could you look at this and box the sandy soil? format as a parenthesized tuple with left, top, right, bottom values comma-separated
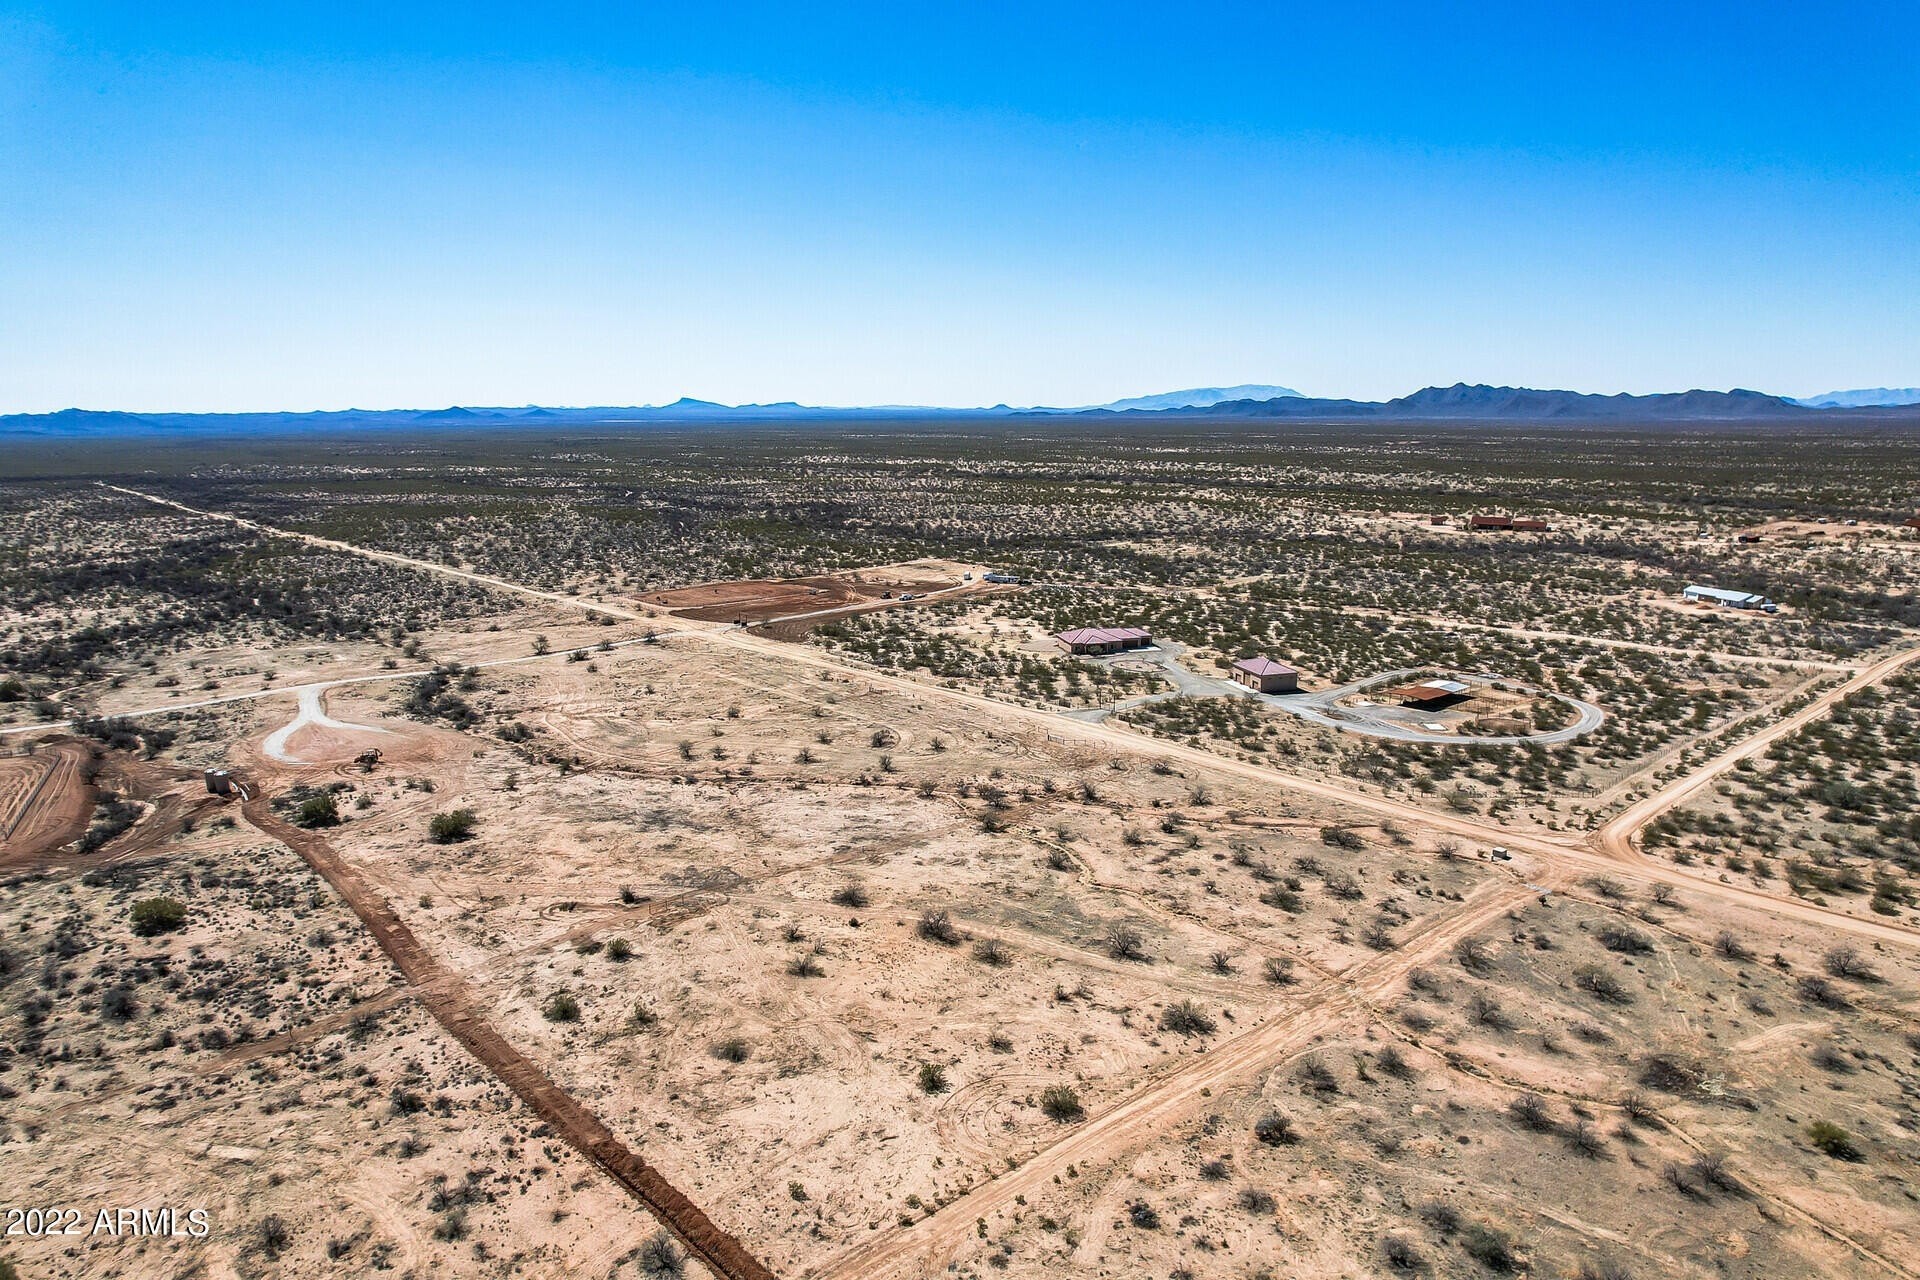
(10, 488, 1919, 1280)
(651, 562, 979, 625)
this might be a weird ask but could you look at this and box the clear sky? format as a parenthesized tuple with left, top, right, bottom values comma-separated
(3, 2, 1916, 412)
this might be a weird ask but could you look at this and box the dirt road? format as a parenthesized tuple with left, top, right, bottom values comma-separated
(1592, 642, 1920, 858)
(810, 872, 1554, 1279)
(697, 624, 1920, 949)
(109, 484, 1920, 955)
(100, 485, 1920, 1278)
(239, 794, 775, 1280)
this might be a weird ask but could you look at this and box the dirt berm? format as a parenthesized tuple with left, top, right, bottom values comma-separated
(241, 791, 776, 1280)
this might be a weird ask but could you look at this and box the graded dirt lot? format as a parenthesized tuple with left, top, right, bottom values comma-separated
(0, 742, 92, 854)
(649, 562, 978, 626)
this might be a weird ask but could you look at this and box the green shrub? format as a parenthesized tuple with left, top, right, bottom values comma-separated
(129, 896, 187, 936)
(1159, 999, 1216, 1036)
(297, 793, 340, 828)
(1807, 1120, 1862, 1160)
(429, 808, 477, 843)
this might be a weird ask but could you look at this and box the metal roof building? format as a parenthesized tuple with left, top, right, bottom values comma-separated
(1055, 626, 1153, 655)
(1232, 656, 1299, 693)
(1381, 679, 1473, 705)
(1683, 584, 1775, 611)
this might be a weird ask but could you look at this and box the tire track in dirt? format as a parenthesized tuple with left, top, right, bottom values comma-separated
(811, 871, 1555, 1279)
(239, 792, 777, 1280)
(1593, 643, 1920, 858)
(1397, 1019, 1920, 1280)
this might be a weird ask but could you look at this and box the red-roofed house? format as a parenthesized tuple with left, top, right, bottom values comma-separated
(1231, 656, 1298, 693)
(1054, 626, 1153, 655)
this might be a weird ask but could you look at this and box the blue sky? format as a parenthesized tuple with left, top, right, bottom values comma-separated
(2, 3, 1916, 411)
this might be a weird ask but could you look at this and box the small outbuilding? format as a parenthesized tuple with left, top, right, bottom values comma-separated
(1231, 656, 1298, 693)
(1055, 626, 1152, 655)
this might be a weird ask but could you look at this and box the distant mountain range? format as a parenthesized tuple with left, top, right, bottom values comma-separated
(1793, 388, 1920, 409)
(1103, 384, 1823, 421)
(1090, 384, 1302, 412)
(6, 383, 1919, 438)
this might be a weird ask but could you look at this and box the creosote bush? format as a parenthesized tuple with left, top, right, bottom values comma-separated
(917, 909, 961, 945)
(972, 936, 1012, 967)
(428, 808, 477, 843)
(1807, 1120, 1862, 1160)
(1039, 1085, 1084, 1121)
(1253, 1112, 1298, 1146)
(129, 896, 187, 936)
(1159, 999, 1216, 1036)
(296, 793, 340, 828)
(1105, 924, 1148, 961)
(638, 1230, 686, 1278)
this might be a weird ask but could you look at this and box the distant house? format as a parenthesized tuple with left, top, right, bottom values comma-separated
(1231, 656, 1298, 693)
(983, 571, 1022, 584)
(1055, 626, 1152, 655)
(1469, 515, 1513, 530)
(1381, 679, 1473, 706)
(1510, 518, 1550, 532)
(1683, 584, 1777, 612)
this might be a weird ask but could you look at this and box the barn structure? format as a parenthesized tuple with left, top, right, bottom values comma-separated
(1232, 657, 1299, 693)
(1682, 584, 1777, 612)
(1054, 626, 1152, 655)
(1380, 679, 1473, 707)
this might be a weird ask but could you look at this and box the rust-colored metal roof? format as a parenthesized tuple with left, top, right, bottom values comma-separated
(1055, 626, 1151, 646)
(1381, 679, 1472, 703)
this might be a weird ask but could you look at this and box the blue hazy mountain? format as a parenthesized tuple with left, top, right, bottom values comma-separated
(1119, 383, 1820, 421)
(1089, 385, 1303, 412)
(1793, 388, 1920, 408)
(7, 383, 1918, 439)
